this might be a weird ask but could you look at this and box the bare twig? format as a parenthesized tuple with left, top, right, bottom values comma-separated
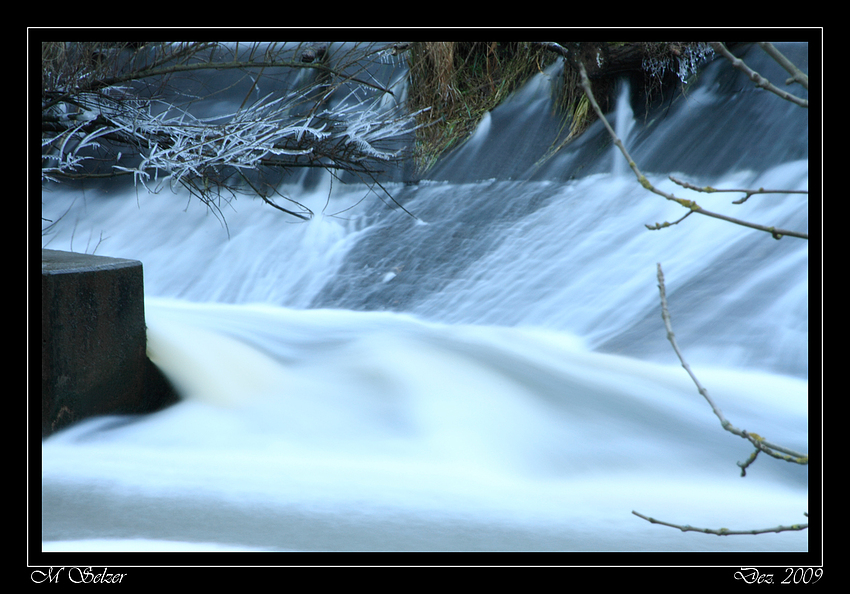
(656, 263, 808, 470)
(669, 175, 808, 204)
(710, 42, 808, 108)
(757, 42, 808, 90)
(574, 60, 807, 240)
(631, 510, 808, 535)
(92, 59, 395, 99)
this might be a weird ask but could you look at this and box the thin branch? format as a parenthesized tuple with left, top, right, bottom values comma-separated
(669, 175, 808, 205)
(758, 42, 808, 90)
(710, 42, 808, 108)
(92, 60, 395, 99)
(575, 60, 807, 240)
(42, 43, 396, 113)
(656, 263, 808, 470)
(43, 49, 429, 221)
(631, 510, 808, 535)
(235, 169, 312, 221)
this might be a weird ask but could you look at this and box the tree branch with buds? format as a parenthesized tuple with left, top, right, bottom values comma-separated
(656, 263, 808, 471)
(631, 510, 808, 535)
(710, 42, 808, 108)
(573, 58, 808, 240)
(631, 265, 809, 536)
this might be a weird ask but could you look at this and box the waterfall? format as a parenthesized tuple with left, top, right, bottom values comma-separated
(40, 43, 810, 553)
(612, 78, 635, 176)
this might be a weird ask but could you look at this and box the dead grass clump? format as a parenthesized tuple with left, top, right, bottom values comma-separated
(405, 42, 553, 175)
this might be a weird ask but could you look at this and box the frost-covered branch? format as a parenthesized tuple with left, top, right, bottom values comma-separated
(42, 42, 426, 221)
(656, 263, 808, 472)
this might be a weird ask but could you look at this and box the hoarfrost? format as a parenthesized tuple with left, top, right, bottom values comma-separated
(43, 85, 426, 191)
(642, 42, 714, 85)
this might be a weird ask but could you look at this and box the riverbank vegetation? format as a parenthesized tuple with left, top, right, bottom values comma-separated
(404, 41, 719, 175)
(404, 42, 554, 174)
(40, 41, 720, 207)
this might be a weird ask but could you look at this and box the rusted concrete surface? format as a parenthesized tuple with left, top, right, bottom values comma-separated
(41, 249, 177, 438)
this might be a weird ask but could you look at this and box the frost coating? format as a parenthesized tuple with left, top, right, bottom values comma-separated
(642, 43, 714, 85)
(43, 87, 425, 192)
(40, 41, 438, 225)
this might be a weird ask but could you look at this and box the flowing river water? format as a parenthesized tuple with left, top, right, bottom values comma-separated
(39, 42, 811, 553)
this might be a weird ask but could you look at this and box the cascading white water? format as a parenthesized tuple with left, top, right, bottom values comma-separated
(611, 78, 635, 177)
(40, 43, 810, 553)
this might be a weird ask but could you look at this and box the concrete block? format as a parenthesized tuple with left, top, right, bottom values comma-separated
(41, 249, 178, 438)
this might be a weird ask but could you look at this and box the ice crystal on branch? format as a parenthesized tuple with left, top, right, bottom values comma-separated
(642, 42, 714, 85)
(41, 42, 426, 220)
